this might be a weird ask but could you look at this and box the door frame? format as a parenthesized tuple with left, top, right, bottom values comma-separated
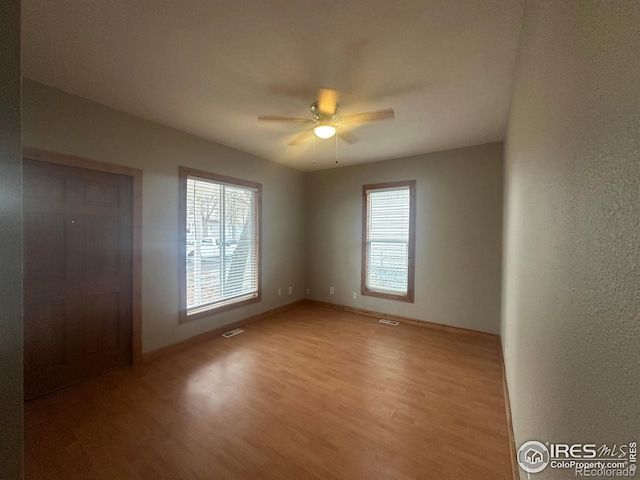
(23, 147, 143, 365)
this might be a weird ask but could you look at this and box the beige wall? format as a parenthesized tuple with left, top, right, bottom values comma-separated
(306, 143, 503, 334)
(0, 0, 23, 477)
(22, 79, 307, 353)
(502, 1, 640, 478)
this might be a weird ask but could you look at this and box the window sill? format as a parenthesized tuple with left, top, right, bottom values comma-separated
(361, 288, 414, 303)
(179, 293, 261, 324)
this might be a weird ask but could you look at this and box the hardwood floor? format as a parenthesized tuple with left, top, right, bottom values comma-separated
(25, 303, 513, 479)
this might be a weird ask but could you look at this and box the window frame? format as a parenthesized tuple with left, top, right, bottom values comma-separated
(179, 166, 262, 323)
(361, 180, 416, 303)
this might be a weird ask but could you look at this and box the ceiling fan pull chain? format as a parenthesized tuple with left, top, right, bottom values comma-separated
(313, 134, 316, 165)
(335, 132, 338, 164)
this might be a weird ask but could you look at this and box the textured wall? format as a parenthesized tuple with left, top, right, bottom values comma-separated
(0, 0, 23, 477)
(502, 1, 640, 478)
(306, 143, 504, 334)
(22, 79, 307, 353)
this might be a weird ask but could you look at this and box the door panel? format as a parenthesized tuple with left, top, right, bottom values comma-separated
(23, 171, 65, 200)
(23, 212, 66, 280)
(23, 301, 66, 373)
(84, 215, 120, 275)
(83, 292, 120, 356)
(84, 181, 120, 207)
(23, 159, 133, 400)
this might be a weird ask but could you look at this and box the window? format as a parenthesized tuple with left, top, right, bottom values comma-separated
(361, 180, 416, 302)
(179, 167, 261, 322)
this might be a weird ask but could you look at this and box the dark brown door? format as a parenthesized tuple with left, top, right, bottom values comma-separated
(23, 159, 133, 400)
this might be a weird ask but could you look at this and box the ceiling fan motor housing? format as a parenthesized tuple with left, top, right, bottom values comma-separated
(310, 101, 339, 121)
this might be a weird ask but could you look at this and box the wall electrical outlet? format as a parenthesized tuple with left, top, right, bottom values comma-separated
(288, 286, 292, 294)
(353, 292, 357, 299)
(329, 286, 334, 294)
(277, 289, 281, 296)
(305, 288, 310, 295)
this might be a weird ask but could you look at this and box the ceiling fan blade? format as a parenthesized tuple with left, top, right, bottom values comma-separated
(337, 130, 358, 145)
(340, 109, 395, 124)
(288, 129, 315, 146)
(317, 88, 339, 115)
(258, 115, 314, 124)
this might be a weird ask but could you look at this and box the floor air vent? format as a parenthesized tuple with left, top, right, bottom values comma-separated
(379, 319, 399, 326)
(222, 328, 244, 338)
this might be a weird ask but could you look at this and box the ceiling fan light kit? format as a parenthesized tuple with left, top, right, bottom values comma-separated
(314, 124, 336, 139)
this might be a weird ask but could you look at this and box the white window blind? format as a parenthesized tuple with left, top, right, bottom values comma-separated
(184, 174, 259, 317)
(363, 183, 414, 300)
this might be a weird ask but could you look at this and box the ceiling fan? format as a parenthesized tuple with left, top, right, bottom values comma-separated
(258, 88, 394, 146)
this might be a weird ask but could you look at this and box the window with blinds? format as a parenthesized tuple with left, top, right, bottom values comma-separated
(362, 181, 416, 302)
(179, 167, 261, 322)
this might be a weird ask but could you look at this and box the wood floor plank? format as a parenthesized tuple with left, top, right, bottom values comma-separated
(25, 303, 512, 479)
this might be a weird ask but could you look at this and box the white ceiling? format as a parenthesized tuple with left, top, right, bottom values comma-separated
(22, 0, 524, 171)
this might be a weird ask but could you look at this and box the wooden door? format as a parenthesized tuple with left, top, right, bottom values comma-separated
(23, 159, 133, 400)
